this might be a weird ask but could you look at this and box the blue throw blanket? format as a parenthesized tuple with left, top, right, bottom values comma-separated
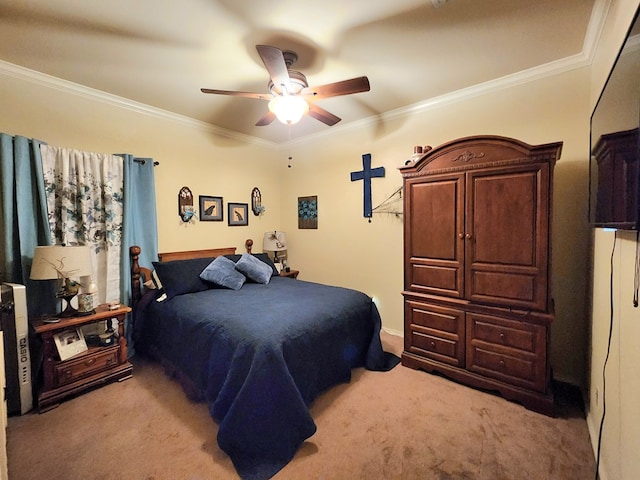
(136, 277, 399, 479)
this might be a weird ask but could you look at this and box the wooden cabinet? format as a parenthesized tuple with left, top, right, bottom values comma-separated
(31, 305, 133, 412)
(592, 128, 640, 228)
(401, 136, 561, 415)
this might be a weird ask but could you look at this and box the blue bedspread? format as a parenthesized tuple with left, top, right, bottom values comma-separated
(136, 276, 398, 479)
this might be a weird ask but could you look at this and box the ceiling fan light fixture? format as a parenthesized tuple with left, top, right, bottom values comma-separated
(268, 95, 309, 125)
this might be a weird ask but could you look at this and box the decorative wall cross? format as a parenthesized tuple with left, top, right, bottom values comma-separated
(350, 153, 385, 218)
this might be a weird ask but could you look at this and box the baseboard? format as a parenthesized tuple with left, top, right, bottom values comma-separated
(586, 409, 609, 480)
(381, 327, 403, 337)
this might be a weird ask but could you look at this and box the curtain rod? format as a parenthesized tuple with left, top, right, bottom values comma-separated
(133, 159, 159, 166)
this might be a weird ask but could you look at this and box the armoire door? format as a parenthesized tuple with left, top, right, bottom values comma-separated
(465, 163, 550, 311)
(405, 172, 465, 298)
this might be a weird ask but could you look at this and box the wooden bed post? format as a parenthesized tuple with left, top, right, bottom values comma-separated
(245, 239, 253, 253)
(130, 245, 141, 309)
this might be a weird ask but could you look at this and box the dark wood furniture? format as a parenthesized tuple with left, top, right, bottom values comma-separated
(400, 135, 562, 415)
(279, 269, 299, 279)
(592, 128, 640, 228)
(32, 304, 133, 412)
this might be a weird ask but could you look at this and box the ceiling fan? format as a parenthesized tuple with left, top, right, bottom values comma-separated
(201, 45, 370, 127)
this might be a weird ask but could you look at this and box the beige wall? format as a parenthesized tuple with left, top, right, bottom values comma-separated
(0, 56, 592, 387)
(588, 1, 640, 480)
(283, 67, 593, 388)
(10, 5, 638, 435)
(0, 71, 283, 253)
(8, 4, 640, 475)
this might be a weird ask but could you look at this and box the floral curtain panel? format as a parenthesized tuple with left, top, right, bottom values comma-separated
(39, 145, 124, 304)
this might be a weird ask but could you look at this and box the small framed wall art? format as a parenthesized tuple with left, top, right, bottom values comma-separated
(228, 202, 248, 226)
(298, 195, 318, 229)
(199, 196, 223, 221)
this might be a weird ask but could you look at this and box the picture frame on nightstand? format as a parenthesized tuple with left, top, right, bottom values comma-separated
(53, 328, 88, 361)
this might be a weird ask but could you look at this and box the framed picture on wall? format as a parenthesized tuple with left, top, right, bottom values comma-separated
(298, 195, 318, 229)
(228, 202, 248, 226)
(199, 196, 223, 221)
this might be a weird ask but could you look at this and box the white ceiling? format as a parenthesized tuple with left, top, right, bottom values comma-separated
(0, 0, 599, 145)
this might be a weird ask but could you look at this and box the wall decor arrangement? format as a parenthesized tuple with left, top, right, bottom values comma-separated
(199, 196, 223, 221)
(228, 202, 249, 226)
(178, 186, 196, 222)
(298, 195, 318, 229)
(350, 153, 385, 220)
(251, 187, 265, 216)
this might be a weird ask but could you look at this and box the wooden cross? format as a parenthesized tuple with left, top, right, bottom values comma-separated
(350, 153, 385, 218)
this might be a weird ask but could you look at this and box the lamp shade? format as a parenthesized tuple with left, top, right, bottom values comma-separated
(30, 245, 93, 280)
(268, 95, 309, 125)
(262, 231, 287, 252)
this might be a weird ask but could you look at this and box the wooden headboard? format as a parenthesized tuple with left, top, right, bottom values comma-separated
(129, 239, 254, 309)
(158, 247, 239, 262)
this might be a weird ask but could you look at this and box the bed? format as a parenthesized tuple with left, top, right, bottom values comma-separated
(129, 241, 399, 480)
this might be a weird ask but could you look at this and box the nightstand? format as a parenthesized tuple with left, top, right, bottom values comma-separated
(279, 269, 299, 279)
(31, 304, 133, 412)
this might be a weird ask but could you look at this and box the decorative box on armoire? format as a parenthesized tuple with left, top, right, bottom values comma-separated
(400, 135, 562, 415)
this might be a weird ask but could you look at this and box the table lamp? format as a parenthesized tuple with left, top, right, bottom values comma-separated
(262, 231, 287, 263)
(30, 245, 93, 317)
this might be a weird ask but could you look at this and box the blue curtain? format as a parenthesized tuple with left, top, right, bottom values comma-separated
(0, 138, 157, 352)
(120, 155, 158, 355)
(0, 134, 54, 316)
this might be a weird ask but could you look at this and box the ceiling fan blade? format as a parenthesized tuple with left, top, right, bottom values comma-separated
(201, 88, 271, 100)
(255, 110, 276, 126)
(307, 103, 341, 126)
(301, 76, 370, 99)
(256, 45, 293, 94)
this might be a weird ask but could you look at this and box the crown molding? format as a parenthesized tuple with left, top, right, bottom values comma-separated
(0, 59, 278, 149)
(280, 1, 610, 150)
(282, 51, 592, 150)
(0, 0, 610, 152)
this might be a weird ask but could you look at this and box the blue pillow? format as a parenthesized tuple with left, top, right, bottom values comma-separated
(225, 253, 279, 277)
(235, 253, 273, 284)
(200, 256, 246, 290)
(152, 257, 214, 300)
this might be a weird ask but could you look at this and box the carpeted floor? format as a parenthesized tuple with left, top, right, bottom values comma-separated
(7, 332, 595, 479)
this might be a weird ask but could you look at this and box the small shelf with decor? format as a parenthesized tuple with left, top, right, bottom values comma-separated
(31, 304, 133, 412)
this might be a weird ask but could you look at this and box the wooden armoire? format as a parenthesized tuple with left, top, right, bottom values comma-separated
(400, 135, 562, 415)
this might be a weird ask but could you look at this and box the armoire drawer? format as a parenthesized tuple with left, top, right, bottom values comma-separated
(467, 313, 545, 354)
(405, 299, 465, 367)
(466, 313, 547, 392)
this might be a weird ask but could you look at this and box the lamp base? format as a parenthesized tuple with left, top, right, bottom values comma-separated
(57, 292, 79, 318)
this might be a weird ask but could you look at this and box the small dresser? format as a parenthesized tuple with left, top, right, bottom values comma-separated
(31, 304, 133, 412)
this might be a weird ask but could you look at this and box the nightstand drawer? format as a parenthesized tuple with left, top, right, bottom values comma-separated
(55, 347, 119, 386)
